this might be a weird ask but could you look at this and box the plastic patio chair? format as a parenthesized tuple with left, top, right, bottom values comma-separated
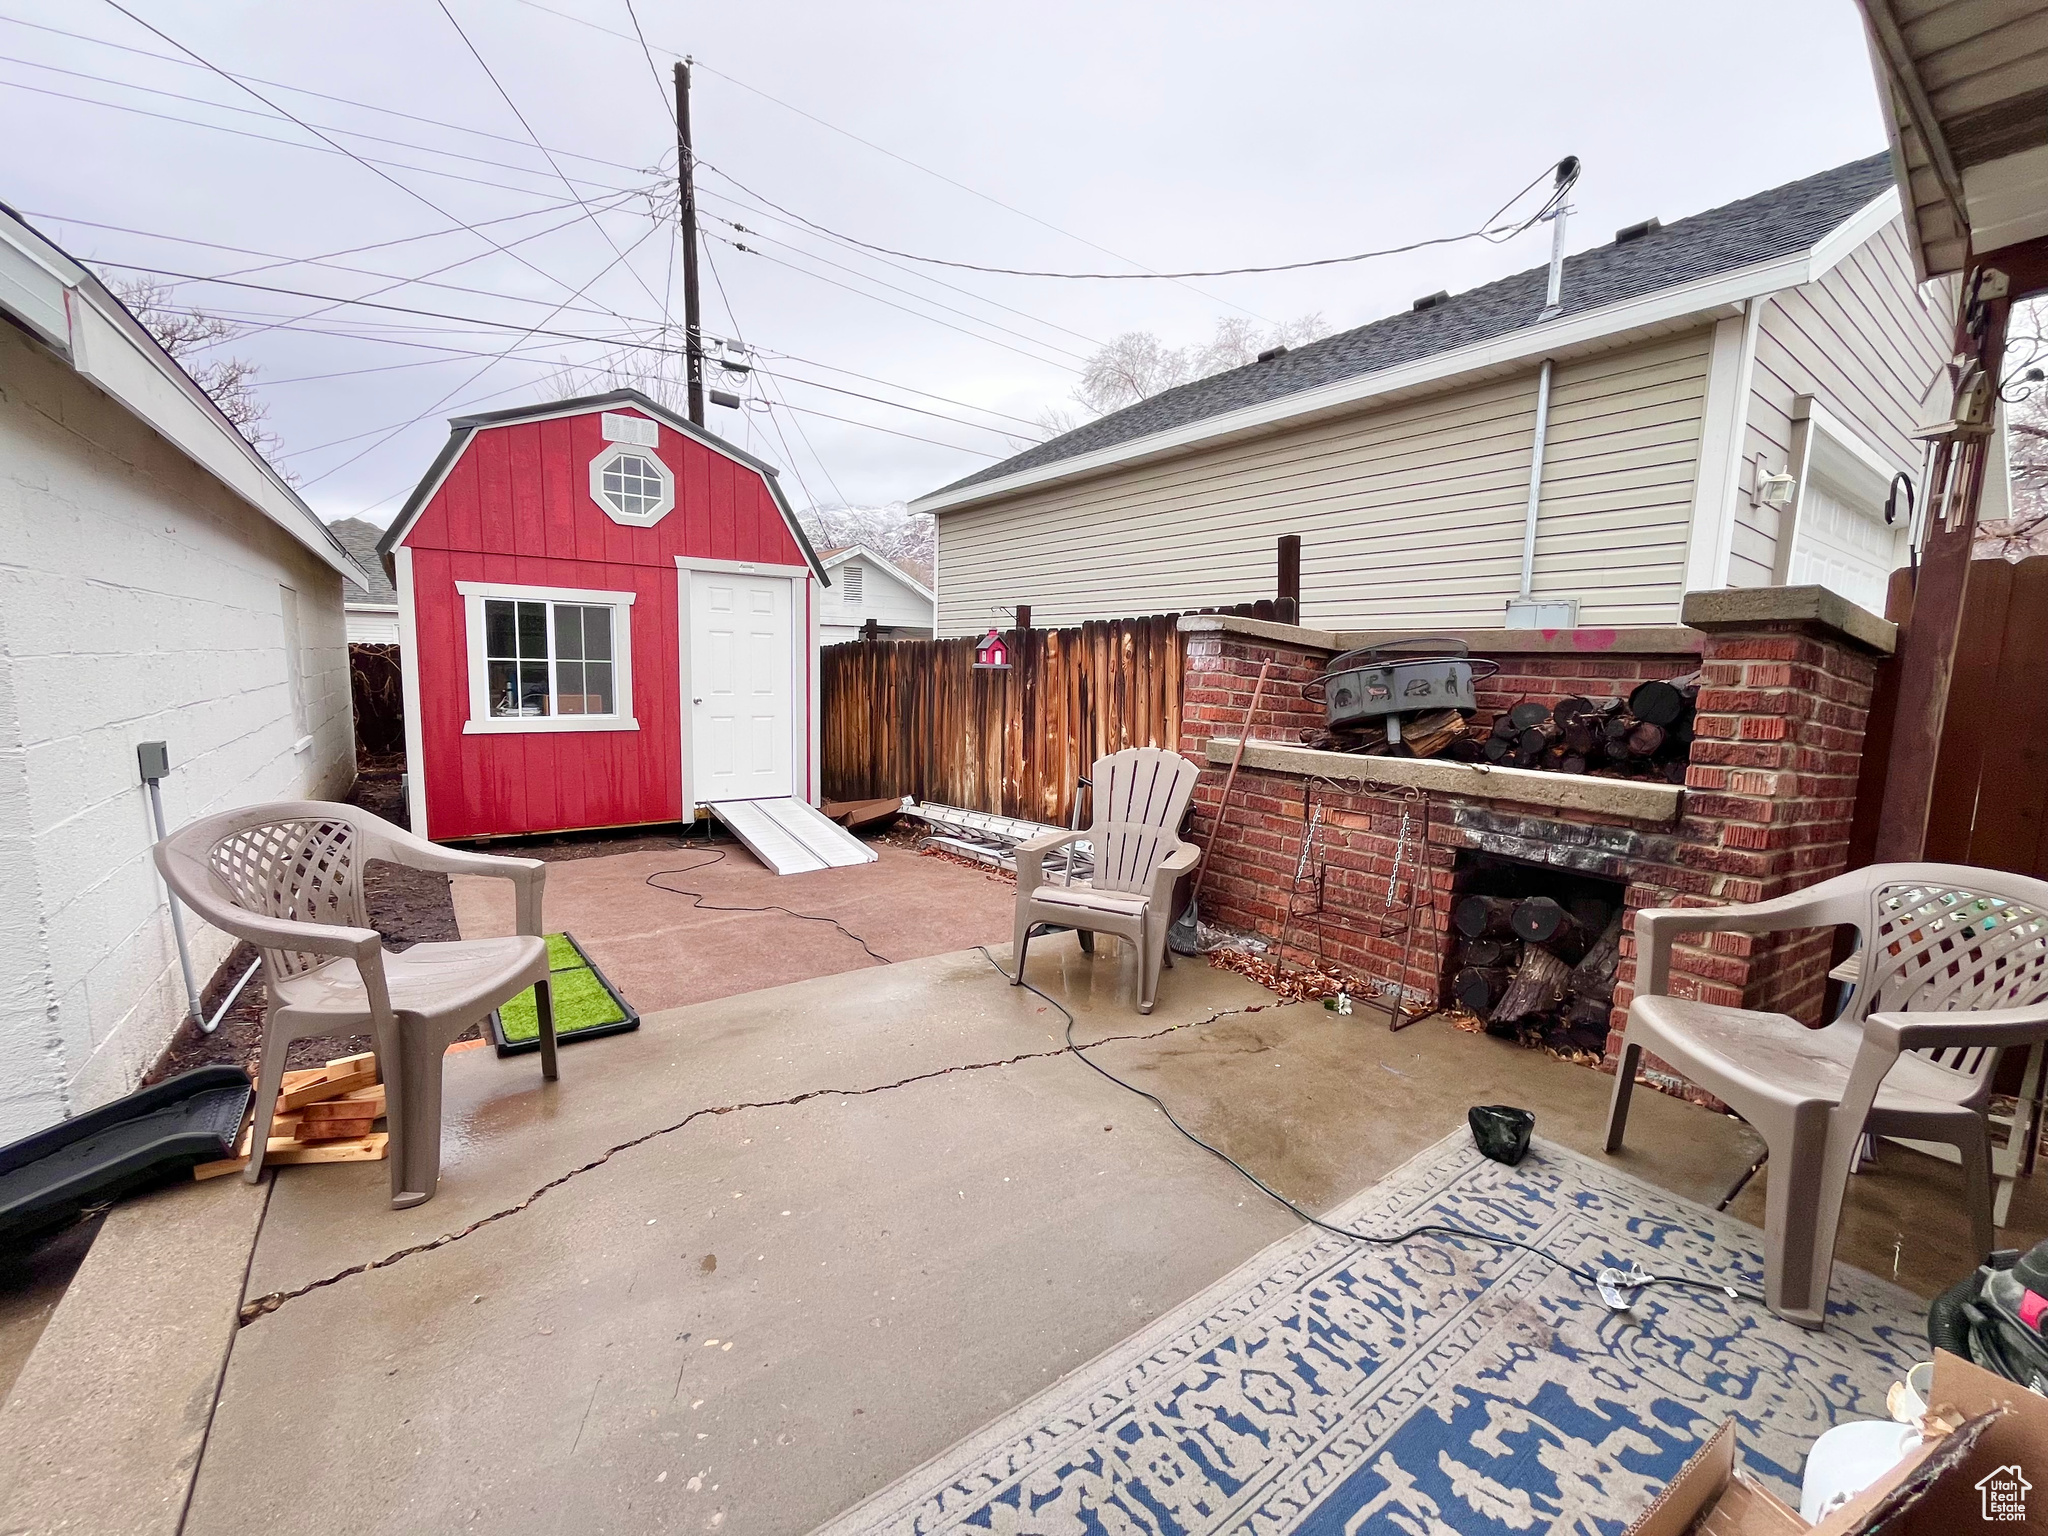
(1010, 747, 1200, 1014)
(1604, 863, 2048, 1329)
(154, 801, 556, 1208)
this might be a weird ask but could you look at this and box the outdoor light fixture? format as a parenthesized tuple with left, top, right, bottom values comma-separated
(1750, 454, 1798, 510)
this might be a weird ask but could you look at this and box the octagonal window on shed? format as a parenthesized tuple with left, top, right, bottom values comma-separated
(590, 442, 675, 526)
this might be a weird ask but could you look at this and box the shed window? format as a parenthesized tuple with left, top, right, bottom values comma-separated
(589, 442, 675, 526)
(841, 564, 863, 605)
(483, 599, 615, 719)
(458, 581, 639, 736)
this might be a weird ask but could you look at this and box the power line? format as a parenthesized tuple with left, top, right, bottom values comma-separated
(97, 3, 640, 323)
(770, 399, 1002, 458)
(0, 74, 624, 204)
(431, 0, 671, 318)
(699, 156, 1578, 280)
(709, 234, 1078, 374)
(294, 212, 669, 486)
(40, 192, 657, 332)
(706, 210, 1090, 362)
(696, 183, 1104, 350)
(0, 14, 651, 177)
(509, 0, 1268, 319)
(0, 51, 642, 196)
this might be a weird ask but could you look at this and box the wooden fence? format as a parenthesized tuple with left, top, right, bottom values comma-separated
(821, 615, 1185, 826)
(1852, 556, 2048, 878)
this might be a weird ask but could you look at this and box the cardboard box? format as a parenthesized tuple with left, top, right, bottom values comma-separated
(1624, 1351, 2048, 1534)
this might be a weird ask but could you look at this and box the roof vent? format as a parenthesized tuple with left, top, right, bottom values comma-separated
(1614, 217, 1661, 246)
(1411, 290, 1451, 313)
(1256, 344, 1289, 363)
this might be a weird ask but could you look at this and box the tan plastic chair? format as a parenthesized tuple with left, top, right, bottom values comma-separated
(154, 801, 556, 1208)
(1604, 863, 2048, 1328)
(1011, 748, 1201, 1014)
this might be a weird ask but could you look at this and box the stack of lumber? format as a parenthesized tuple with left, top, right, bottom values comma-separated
(1478, 674, 1699, 783)
(1448, 893, 1623, 1057)
(194, 1050, 388, 1180)
(1298, 709, 1477, 760)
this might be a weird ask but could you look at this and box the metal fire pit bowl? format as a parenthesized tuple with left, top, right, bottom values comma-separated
(1316, 638, 1497, 737)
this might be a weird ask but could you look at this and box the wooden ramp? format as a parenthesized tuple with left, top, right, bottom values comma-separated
(709, 797, 880, 876)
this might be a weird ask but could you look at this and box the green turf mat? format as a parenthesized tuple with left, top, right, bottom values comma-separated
(490, 931, 638, 1053)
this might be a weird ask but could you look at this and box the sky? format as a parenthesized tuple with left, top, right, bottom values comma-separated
(0, 1, 1894, 527)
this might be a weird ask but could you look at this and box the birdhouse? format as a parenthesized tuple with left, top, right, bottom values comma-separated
(973, 628, 1010, 670)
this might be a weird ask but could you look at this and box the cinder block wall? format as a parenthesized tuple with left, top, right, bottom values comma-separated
(0, 324, 355, 1139)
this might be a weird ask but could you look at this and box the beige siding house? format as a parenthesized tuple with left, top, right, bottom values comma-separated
(917, 156, 1951, 634)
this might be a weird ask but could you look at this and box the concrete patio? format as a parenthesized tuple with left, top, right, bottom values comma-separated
(2, 933, 2040, 1535)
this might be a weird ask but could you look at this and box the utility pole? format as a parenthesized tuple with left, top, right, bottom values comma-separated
(674, 60, 705, 426)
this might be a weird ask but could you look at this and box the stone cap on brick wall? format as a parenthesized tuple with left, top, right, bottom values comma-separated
(1202, 736, 1685, 824)
(1177, 612, 1705, 657)
(1679, 585, 1896, 655)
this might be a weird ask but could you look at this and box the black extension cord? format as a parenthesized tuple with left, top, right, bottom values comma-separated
(978, 946, 1768, 1313)
(643, 842, 892, 965)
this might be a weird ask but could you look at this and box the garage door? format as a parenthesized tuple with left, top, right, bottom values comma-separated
(1786, 471, 1907, 614)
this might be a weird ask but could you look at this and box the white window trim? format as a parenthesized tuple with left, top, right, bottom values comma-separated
(589, 442, 675, 527)
(455, 580, 640, 735)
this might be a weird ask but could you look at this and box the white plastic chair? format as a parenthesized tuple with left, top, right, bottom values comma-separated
(155, 801, 555, 1208)
(1010, 748, 1200, 1014)
(1605, 864, 2048, 1328)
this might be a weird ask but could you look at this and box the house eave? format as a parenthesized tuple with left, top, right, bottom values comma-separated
(912, 196, 1900, 518)
(0, 205, 371, 588)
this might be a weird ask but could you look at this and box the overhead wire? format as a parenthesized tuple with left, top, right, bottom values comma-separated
(0, 13, 653, 176)
(698, 155, 1578, 280)
(511, 0, 1270, 320)
(708, 232, 1079, 374)
(431, 0, 672, 318)
(708, 211, 1091, 362)
(0, 52, 641, 196)
(96, 1, 642, 323)
(292, 212, 669, 485)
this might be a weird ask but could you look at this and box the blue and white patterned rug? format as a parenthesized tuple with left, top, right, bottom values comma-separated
(813, 1130, 1928, 1536)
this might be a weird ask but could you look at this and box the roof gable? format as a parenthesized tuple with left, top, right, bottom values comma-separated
(921, 155, 1898, 510)
(822, 544, 934, 603)
(328, 518, 397, 604)
(378, 388, 826, 581)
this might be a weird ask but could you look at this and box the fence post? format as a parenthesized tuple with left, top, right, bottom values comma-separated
(1015, 604, 1033, 819)
(1277, 534, 1300, 624)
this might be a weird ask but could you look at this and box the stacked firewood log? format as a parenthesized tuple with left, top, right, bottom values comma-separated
(1447, 892, 1624, 1056)
(1300, 673, 1699, 785)
(1477, 674, 1699, 783)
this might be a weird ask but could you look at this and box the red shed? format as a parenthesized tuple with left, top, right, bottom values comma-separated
(379, 390, 861, 867)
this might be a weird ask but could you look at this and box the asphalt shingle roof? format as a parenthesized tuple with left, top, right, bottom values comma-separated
(931, 154, 1895, 501)
(328, 517, 396, 604)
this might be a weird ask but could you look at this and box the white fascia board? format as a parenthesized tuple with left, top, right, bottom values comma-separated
(346, 602, 401, 614)
(1807, 188, 1902, 283)
(913, 208, 1902, 518)
(0, 214, 369, 588)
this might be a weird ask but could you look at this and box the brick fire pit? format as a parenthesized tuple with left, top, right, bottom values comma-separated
(1178, 589, 1894, 1075)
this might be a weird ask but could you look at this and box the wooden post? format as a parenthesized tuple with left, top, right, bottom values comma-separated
(1874, 263, 2012, 862)
(1277, 534, 1301, 625)
(674, 62, 705, 427)
(1014, 604, 1033, 818)
(860, 617, 879, 642)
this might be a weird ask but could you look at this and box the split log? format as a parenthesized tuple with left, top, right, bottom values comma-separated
(1489, 714, 1518, 741)
(1626, 721, 1666, 757)
(1552, 696, 1592, 728)
(1453, 894, 1520, 939)
(1512, 896, 1592, 961)
(1490, 944, 1571, 1024)
(1399, 709, 1468, 758)
(1567, 912, 1625, 1002)
(1453, 966, 1513, 1013)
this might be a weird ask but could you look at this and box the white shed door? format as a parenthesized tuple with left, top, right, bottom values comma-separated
(1787, 474, 1906, 614)
(690, 571, 793, 802)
